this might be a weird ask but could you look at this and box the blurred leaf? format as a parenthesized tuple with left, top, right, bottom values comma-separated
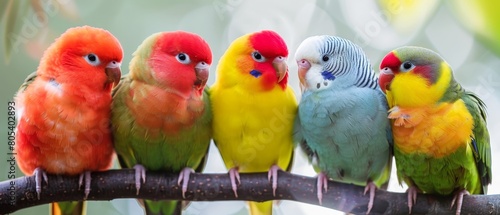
(3, 0, 19, 63)
(0, 0, 10, 24)
(3, 0, 31, 63)
(450, 0, 500, 57)
(378, 0, 440, 35)
(2, 0, 80, 64)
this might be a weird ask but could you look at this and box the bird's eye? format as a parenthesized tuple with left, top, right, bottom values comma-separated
(176, 53, 191, 64)
(252, 51, 265, 62)
(400, 61, 415, 72)
(322, 55, 330, 62)
(84, 53, 100, 66)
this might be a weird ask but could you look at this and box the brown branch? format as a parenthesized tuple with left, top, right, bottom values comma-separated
(0, 170, 498, 214)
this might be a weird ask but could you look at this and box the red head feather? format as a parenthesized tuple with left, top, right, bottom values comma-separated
(248, 30, 289, 90)
(147, 31, 212, 97)
(38, 25, 123, 92)
(378, 51, 400, 92)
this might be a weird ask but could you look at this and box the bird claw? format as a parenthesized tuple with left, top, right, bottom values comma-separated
(450, 189, 469, 215)
(134, 164, 147, 195)
(407, 186, 419, 214)
(78, 171, 92, 200)
(363, 181, 377, 215)
(33, 168, 48, 200)
(267, 165, 282, 196)
(228, 168, 241, 197)
(177, 167, 195, 199)
(317, 172, 328, 205)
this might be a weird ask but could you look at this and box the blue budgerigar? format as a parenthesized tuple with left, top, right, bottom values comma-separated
(293, 35, 393, 214)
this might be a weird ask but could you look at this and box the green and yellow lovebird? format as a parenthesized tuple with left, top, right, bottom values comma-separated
(378, 46, 491, 215)
(111, 31, 213, 215)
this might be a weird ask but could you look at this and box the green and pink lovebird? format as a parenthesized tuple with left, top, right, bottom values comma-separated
(111, 31, 213, 215)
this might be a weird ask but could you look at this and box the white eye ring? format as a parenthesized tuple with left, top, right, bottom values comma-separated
(176, 53, 191, 64)
(84, 53, 100, 66)
(400, 61, 415, 72)
(252, 51, 266, 62)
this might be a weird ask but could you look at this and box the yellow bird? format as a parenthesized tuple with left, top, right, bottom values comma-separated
(210, 30, 297, 215)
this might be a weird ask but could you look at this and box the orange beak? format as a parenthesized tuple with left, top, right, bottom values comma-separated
(272, 56, 287, 82)
(105, 61, 121, 88)
(194, 61, 210, 90)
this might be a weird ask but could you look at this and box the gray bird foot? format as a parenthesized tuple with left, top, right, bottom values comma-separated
(451, 189, 470, 215)
(177, 167, 195, 198)
(316, 172, 328, 205)
(133, 164, 146, 195)
(78, 171, 91, 200)
(33, 167, 48, 200)
(228, 167, 241, 197)
(267, 165, 282, 196)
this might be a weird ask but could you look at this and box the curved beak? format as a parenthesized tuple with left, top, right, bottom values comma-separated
(378, 67, 394, 93)
(297, 59, 311, 91)
(273, 56, 288, 82)
(105, 61, 121, 88)
(194, 61, 210, 89)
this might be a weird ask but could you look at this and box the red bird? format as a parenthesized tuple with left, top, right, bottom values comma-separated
(14, 26, 123, 214)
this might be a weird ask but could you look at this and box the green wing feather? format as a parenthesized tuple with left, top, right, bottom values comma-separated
(462, 91, 491, 194)
(18, 71, 37, 93)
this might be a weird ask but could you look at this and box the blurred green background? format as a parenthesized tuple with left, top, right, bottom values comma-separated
(1, 0, 499, 214)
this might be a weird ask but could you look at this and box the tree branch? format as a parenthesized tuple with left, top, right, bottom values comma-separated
(0, 170, 498, 214)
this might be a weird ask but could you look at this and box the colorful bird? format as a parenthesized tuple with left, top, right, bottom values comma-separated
(293, 35, 393, 214)
(210, 30, 297, 215)
(14, 26, 123, 215)
(378, 46, 491, 215)
(111, 31, 213, 215)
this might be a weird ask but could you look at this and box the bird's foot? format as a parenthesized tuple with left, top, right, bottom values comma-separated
(406, 186, 420, 214)
(228, 167, 241, 197)
(317, 172, 328, 205)
(133, 164, 146, 195)
(451, 189, 470, 215)
(267, 165, 282, 196)
(33, 168, 48, 200)
(78, 171, 92, 200)
(177, 167, 195, 198)
(363, 181, 377, 215)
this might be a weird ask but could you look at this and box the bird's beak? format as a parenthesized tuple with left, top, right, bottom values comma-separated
(378, 67, 394, 93)
(194, 61, 210, 90)
(105, 61, 121, 88)
(273, 56, 287, 82)
(297, 59, 311, 91)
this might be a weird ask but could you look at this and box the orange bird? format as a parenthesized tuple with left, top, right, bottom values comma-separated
(14, 26, 123, 215)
